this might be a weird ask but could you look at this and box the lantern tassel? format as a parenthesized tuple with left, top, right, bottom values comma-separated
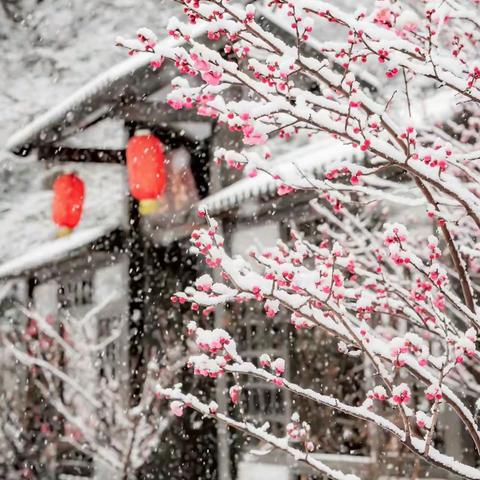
(139, 199, 159, 216)
(57, 227, 73, 237)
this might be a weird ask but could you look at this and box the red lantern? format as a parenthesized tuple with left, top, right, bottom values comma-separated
(52, 173, 85, 236)
(126, 131, 166, 215)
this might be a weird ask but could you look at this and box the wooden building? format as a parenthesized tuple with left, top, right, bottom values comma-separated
(2, 10, 467, 480)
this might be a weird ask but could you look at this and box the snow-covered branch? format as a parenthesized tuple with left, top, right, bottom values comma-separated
(117, 1, 480, 477)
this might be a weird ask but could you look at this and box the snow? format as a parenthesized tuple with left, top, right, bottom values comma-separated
(199, 139, 357, 214)
(61, 118, 127, 150)
(0, 225, 116, 279)
(4, 1, 480, 478)
(6, 25, 206, 153)
(237, 461, 289, 480)
(11, 55, 155, 151)
(0, 1, 180, 146)
(5, 50, 153, 152)
(413, 88, 459, 128)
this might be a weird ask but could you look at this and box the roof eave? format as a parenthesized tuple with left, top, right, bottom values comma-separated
(6, 25, 209, 154)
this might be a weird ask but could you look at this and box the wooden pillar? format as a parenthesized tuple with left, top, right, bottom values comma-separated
(124, 122, 147, 405)
(127, 187, 148, 404)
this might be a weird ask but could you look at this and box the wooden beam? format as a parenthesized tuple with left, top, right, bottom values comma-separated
(39, 145, 126, 164)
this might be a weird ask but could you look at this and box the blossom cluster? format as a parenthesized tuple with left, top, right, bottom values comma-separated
(389, 333, 429, 368)
(116, 1, 480, 477)
(286, 413, 315, 452)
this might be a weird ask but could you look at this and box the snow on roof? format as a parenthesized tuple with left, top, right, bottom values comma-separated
(0, 224, 116, 279)
(199, 139, 357, 215)
(6, 53, 152, 152)
(6, 26, 206, 153)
